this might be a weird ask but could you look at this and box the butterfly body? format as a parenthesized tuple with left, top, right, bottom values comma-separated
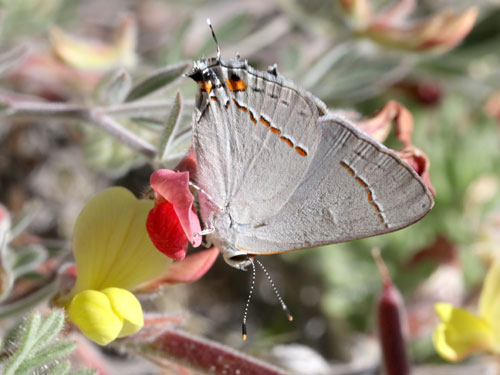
(188, 56, 434, 270)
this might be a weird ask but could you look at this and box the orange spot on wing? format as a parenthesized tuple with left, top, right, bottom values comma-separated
(370, 201, 381, 212)
(341, 160, 387, 225)
(295, 146, 307, 157)
(355, 177, 368, 188)
(226, 78, 248, 92)
(366, 190, 373, 202)
(270, 127, 281, 134)
(340, 161, 355, 176)
(249, 111, 257, 124)
(259, 117, 271, 127)
(280, 136, 293, 147)
(232, 98, 247, 112)
(210, 96, 217, 101)
(199, 81, 212, 93)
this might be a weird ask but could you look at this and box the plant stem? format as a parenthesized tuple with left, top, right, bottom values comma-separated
(85, 109, 157, 158)
(102, 98, 194, 116)
(0, 91, 159, 159)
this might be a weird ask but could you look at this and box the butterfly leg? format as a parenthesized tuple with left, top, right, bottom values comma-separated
(194, 227, 215, 238)
(189, 181, 224, 211)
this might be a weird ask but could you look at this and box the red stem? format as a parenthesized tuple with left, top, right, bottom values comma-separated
(131, 329, 286, 375)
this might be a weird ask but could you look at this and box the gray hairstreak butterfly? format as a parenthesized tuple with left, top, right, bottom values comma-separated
(188, 20, 434, 270)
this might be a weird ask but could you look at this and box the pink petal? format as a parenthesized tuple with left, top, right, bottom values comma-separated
(150, 169, 202, 247)
(0, 203, 10, 233)
(146, 201, 188, 260)
(355, 100, 413, 145)
(162, 247, 219, 284)
(134, 248, 219, 293)
(397, 145, 435, 195)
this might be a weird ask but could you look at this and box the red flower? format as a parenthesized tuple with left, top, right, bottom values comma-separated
(147, 169, 202, 260)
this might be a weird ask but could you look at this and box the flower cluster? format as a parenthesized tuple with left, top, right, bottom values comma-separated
(146, 169, 202, 260)
(56, 170, 216, 345)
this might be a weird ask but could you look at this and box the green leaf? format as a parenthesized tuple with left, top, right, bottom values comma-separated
(11, 244, 48, 278)
(95, 69, 132, 105)
(45, 360, 71, 375)
(9, 204, 37, 241)
(125, 62, 189, 102)
(1, 310, 94, 375)
(16, 341, 76, 374)
(3, 312, 41, 375)
(30, 310, 65, 354)
(159, 91, 183, 163)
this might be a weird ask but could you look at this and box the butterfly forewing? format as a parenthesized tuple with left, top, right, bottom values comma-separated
(193, 61, 325, 224)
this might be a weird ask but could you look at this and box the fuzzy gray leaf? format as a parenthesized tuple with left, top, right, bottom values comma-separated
(159, 91, 183, 163)
(97, 69, 132, 105)
(45, 360, 71, 375)
(11, 244, 48, 278)
(1, 310, 93, 375)
(125, 62, 189, 102)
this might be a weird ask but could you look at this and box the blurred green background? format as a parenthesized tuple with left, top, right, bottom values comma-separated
(0, 0, 500, 370)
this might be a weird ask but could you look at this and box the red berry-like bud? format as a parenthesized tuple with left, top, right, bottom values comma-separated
(146, 201, 188, 260)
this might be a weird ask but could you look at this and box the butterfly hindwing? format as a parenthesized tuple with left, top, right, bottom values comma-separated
(234, 114, 434, 254)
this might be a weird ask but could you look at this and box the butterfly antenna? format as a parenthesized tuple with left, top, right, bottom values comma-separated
(206, 18, 221, 62)
(242, 258, 256, 340)
(256, 259, 293, 322)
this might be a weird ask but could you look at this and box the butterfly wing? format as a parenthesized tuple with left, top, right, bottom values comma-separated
(234, 114, 434, 254)
(192, 62, 326, 224)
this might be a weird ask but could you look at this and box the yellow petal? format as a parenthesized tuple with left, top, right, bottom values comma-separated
(50, 14, 137, 70)
(339, 0, 372, 28)
(479, 259, 500, 347)
(433, 303, 495, 361)
(71, 187, 172, 294)
(101, 287, 143, 338)
(68, 290, 123, 345)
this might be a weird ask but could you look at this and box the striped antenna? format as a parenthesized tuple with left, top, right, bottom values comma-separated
(242, 259, 256, 340)
(206, 18, 221, 61)
(256, 259, 293, 322)
(241, 258, 293, 340)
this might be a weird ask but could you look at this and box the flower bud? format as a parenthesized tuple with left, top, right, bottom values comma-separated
(68, 287, 143, 346)
(373, 249, 410, 375)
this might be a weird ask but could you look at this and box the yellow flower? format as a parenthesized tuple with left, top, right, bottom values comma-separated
(63, 187, 171, 345)
(50, 14, 137, 70)
(433, 260, 500, 361)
